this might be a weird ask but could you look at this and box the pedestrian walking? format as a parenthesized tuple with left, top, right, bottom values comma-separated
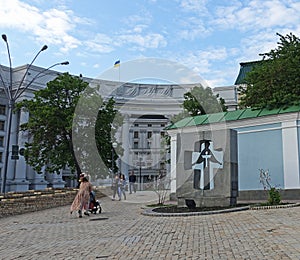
(112, 174, 121, 201)
(129, 170, 137, 194)
(118, 173, 126, 200)
(70, 175, 92, 218)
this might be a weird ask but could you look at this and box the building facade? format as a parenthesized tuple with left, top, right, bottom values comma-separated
(0, 64, 237, 192)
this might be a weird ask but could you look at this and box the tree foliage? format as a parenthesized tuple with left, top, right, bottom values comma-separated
(16, 73, 121, 180)
(172, 85, 227, 123)
(239, 32, 300, 109)
(95, 98, 123, 176)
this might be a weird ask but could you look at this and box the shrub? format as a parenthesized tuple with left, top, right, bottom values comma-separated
(259, 169, 281, 205)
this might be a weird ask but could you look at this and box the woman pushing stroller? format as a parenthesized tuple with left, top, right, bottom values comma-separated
(70, 173, 92, 218)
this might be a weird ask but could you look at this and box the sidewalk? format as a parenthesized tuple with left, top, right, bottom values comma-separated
(1, 190, 300, 259)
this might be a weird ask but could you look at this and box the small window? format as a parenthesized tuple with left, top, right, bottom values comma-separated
(133, 142, 139, 149)
(0, 152, 2, 162)
(148, 124, 152, 127)
(147, 131, 152, 139)
(0, 121, 4, 131)
(134, 131, 139, 138)
(0, 136, 4, 147)
(160, 132, 165, 138)
(134, 123, 139, 127)
(0, 105, 6, 115)
(161, 124, 165, 127)
(146, 152, 151, 160)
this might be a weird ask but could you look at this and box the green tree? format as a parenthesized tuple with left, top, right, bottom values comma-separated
(72, 89, 123, 180)
(16, 73, 121, 181)
(239, 32, 300, 109)
(95, 98, 123, 176)
(172, 85, 226, 123)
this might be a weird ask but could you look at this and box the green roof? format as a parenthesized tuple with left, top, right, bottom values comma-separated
(166, 106, 300, 130)
(234, 60, 264, 85)
(166, 116, 193, 130)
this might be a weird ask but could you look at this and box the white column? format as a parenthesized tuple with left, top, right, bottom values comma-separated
(140, 130, 146, 149)
(282, 121, 300, 189)
(170, 132, 177, 194)
(5, 109, 19, 191)
(153, 130, 160, 170)
(121, 114, 130, 177)
(10, 109, 30, 191)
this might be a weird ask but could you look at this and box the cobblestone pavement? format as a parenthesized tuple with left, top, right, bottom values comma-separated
(1, 191, 300, 259)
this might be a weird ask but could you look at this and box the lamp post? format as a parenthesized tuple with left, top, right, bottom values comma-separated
(0, 34, 69, 194)
(139, 157, 142, 191)
(111, 142, 118, 181)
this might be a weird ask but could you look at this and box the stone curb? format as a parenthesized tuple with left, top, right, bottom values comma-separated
(249, 202, 300, 210)
(141, 205, 250, 217)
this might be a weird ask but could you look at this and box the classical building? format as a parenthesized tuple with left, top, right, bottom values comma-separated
(0, 64, 237, 192)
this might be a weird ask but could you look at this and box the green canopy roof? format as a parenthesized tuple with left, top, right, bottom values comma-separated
(165, 106, 300, 130)
(234, 60, 264, 85)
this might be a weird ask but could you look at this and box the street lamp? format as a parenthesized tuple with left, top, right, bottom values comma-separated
(0, 34, 69, 194)
(139, 157, 142, 191)
(111, 142, 118, 182)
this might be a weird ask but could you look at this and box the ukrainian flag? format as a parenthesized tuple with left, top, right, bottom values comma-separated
(114, 60, 120, 67)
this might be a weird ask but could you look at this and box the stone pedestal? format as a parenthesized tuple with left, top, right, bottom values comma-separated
(176, 129, 238, 208)
(9, 179, 30, 192)
(46, 170, 66, 188)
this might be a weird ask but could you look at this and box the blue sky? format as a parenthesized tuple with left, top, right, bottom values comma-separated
(0, 0, 299, 87)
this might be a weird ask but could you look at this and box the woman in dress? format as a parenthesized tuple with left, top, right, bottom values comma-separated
(118, 173, 126, 201)
(70, 176, 92, 218)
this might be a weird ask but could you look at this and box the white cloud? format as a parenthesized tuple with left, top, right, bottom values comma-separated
(0, 0, 84, 52)
(85, 34, 114, 53)
(180, 0, 209, 15)
(122, 13, 152, 27)
(178, 17, 211, 40)
(213, 0, 300, 31)
(118, 33, 167, 51)
(178, 47, 228, 74)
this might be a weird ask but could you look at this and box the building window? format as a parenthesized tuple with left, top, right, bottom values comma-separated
(160, 132, 165, 138)
(133, 142, 139, 149)
(147, 141, 151, 149)
(0, 152, 2, 162)
(161, 123, 165, 127)
(146, 152, 151, 160)
(0, 121, 4, 131)
(0, 136, 3, 147)
(148, 123, 152, 127)
(147, 131, 152, 139)
(134, 131, 139, 138)
(134, 123, 139, 127)
(0, 105, 6, 115)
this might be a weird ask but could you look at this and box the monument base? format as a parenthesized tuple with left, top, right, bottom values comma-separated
(175, 129, 238, 209)
(178, 196, 237, 208)
(9, 179, 30, 192)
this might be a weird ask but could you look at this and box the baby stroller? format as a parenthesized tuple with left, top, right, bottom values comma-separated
(89, 191, 102, 214)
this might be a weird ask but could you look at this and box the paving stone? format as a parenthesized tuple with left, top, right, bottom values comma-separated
(0, 191, 300, 259)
